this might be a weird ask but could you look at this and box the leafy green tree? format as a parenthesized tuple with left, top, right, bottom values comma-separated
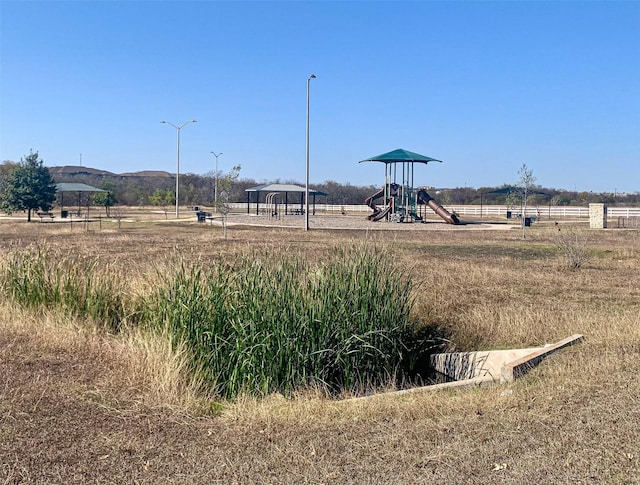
(150, 188, 175, 219)
(0, 152, 56, 222)
(93, 181, 119, 217)
(504, 192, 520, 211)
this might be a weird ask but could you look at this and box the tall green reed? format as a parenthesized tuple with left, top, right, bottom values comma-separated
(1, 241, 434, 399)
(145, 243, 422, 398)
(1, 244, 129, 331)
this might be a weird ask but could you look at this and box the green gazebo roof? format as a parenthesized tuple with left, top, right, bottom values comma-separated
(56, 183, 106, 192)
(359, 148, 442, 164)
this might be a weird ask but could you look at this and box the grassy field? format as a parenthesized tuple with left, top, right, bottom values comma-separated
(1, 216, 639, 484)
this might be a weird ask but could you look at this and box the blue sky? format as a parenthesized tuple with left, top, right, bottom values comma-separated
(1, 1, 639, 193)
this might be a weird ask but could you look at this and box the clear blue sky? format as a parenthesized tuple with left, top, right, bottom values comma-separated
(1, 1, 639, 193)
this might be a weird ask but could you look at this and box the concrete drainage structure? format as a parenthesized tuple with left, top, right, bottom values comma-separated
(344, 334, 584, 401)
(431, 334, 585, 384)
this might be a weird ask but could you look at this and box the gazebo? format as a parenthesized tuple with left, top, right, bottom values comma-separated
(55, 182, 106, 218)
(245, 183, 328, 216)
(481, 186, 551, 219)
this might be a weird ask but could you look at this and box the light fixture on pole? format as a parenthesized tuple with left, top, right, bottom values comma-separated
(211, 151, 223, 211)
(161, 119, 197, 218)
(305, 74, 316, 231)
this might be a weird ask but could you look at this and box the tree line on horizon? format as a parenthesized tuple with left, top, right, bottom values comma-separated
(1, 155, 639, 219)
(39, 167, 640, 208)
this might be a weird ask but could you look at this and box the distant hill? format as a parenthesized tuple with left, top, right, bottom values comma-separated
(49, 166, 172, 178)
(49, 165, 115, 176)
(118, 170, 173, 178)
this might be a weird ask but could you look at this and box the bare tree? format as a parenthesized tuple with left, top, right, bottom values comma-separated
(216, 165, 241, 238)
(518, 163, 536, 238)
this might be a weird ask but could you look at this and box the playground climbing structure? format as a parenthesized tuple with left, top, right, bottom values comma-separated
(360, 148, 460, 224)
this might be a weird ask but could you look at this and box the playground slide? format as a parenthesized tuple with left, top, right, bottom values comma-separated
(417, 189, 460, 225)
(370, 204, 392, 222)
(365, 187, 384, 206)
(365, 184, 399, 221)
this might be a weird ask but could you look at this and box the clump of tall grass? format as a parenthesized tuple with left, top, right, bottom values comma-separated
(0, 243, 130, 331)
(143, 243, 426, 399)
(552, 226, 590, 270)
(1, 241, 439, 399)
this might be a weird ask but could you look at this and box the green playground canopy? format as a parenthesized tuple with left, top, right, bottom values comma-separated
(359, 148, 442, 165)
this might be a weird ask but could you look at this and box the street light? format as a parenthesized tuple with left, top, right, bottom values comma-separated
(211, 151, 223, 211)
(161, 119, 197, 218)
(305, 74, 316, 231)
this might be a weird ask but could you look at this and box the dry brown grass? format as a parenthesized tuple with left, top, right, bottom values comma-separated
(0, 303, 205, 414)
(1, 217, 639, 483)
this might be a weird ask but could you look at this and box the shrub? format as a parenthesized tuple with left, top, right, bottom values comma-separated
(553, 226, 590, 270)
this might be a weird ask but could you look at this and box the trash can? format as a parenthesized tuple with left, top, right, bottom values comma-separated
(506, 211, 512, 219)
(523, 217, 532, 227)
(196, 211, 206, 223)
(60, 210, 68, 218)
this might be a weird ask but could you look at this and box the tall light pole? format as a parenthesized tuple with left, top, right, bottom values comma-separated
(305, 74, 316, 231)
(211, 151, 223, 211)
(161, 119, 197, 218)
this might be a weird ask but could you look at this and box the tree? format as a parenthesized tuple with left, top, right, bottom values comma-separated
(0, 152, 57, 222)
(517, 163, 536, 238)
(0, 161, 19, 187)
(0, 162, 19, 209)
(551, 194, 571, 207)
(215, 165, 241, 237)
(149, 188, 175, 219)
(93, 181, 119, 217)
(504, 192, 520, 211)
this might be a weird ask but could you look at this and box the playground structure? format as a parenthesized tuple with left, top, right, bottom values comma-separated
(245, 184, 327, 216)
(265, 192, 280, 218)
(360, 149, 460, 224)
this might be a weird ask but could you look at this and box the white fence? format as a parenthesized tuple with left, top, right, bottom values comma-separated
(443, 205, 640, 219)
(229, 203, 640, 219)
